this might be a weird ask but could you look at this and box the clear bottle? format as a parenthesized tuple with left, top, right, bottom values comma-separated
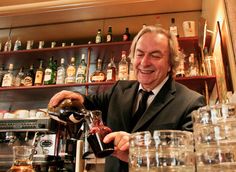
(4, 37, 12, 52)
(13, 39, 22, 51)
(90, 59, 106, 82)
(44, 57, 55, 85)
(24, 64, 35, 86)
(106, 26, 113, 43)
(76, 54, 87, 83)
(188, 53, 199, 76)
(34, 60, 44, 86)
(106, 57, 116, 82)
(95, 29, 102, 44)
(118, 51, 129, 80)
(129, 57, 136, 80)
(123, 27, 131, 41)
(14, 67, 25, 87)
(175, 50, 186, 77)
(56, 58, 66, 84)
(2, 63, 14, 87)
(65, 57, 76, 84)
(0, 64, 6, 86)
(169, 18, 179, 37)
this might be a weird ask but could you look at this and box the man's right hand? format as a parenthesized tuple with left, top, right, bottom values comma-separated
(48, 90, 84, 109)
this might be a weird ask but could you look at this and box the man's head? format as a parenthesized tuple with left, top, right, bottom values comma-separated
(129, 26, 179, 91)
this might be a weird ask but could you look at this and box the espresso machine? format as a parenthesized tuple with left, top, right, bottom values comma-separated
(0, 113, 62, 171)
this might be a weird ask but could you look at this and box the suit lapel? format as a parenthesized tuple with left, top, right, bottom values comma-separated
(132, 78, 176, 132)
(120, 82, 139, 132)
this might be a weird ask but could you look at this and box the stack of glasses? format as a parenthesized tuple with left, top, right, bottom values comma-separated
(192, 103, 236, 171)
(129, 130, 195, 172)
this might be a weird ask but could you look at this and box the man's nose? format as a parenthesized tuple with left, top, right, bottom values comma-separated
(141, 54, 150, 66)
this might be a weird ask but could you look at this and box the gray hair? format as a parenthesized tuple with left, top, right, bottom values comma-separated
(129, 25, 179, 76)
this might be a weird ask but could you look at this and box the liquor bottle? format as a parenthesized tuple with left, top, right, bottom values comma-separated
(169, 18, 179, 37)
(4, 37, 12, 52)
(76, 54, 87, 83)
(123, 27, 131, 41)
(95, 29, 102, 44)
(106, 57, 116, 82)
(188, 53, 199, 76)
(175, 50, 185, 77)
(53, 60, 57, 84)
(56, 58, 66, 84)
(65, 57, 76, 84)
(2, 64, 14, 87)
(13, 39, 22, 51)
(90, 58, 106, 82)
(34, 60, 44, 86)
(24, 64, 35, 86)
(106, 26, 113, 43)
(44, 57, 55, 85)
(118, 51, 129, 80)
(129, 58, 136, 80)
(0, 64, 6, 86)
(14, 67, 25, 87)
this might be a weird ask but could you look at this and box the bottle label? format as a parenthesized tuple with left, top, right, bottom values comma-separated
(91, 75, 105, 82)
(56, 69, 65, 84)
(77, 66, 86, 75)
(106, 35, 112, 42)
(44, 68, 52, 82)
(119, 66, 128, 80)
(2, 74, 13, 87)
(123, 35, 128, 41)
(35, 71, 43, 84)
(67, 66, 76, 77)
(24, 76, 33, 86)
(106, 69, 113, 80)
(96, 36, 102, 43)
(170, 26, 178, 36)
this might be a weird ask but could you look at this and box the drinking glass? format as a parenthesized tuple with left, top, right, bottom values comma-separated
(193, 104, 236, 171)
(7, 145, 35, 172)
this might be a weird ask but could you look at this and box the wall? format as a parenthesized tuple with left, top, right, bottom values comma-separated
(202, 0, 236, 102)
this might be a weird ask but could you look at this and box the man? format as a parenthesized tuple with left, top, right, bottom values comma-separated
(48, 26, 205, 172)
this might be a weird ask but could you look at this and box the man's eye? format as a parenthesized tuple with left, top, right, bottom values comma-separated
(136, 53, 144, 57)
(151, 53, 162, 58)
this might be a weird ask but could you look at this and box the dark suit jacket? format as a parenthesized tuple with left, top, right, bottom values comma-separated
(83, 77, 206, 172)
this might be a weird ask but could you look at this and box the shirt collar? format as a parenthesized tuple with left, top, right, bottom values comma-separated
(138, 75, 169, 96)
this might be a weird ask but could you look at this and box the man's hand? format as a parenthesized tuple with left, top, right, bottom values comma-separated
(103, 131, 130, 162)
(48, 90, 84, 108)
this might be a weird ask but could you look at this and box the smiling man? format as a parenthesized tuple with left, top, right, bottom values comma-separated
(48, 26, 206, 172)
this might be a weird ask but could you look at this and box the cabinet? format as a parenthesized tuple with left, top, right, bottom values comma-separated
(0, 36, 216, 110)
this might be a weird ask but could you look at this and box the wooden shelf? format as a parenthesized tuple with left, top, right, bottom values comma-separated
(175, 75, 216, 95)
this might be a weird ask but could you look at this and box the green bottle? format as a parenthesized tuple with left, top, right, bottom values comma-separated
(43, 57, 55, 85)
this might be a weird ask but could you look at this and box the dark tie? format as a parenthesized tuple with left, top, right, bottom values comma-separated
(131, 90, 153, 130)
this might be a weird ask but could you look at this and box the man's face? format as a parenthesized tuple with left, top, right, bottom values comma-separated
(133, 32, 171, 90)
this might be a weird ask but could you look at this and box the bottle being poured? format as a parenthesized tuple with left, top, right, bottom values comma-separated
(47, 99, 114, 158)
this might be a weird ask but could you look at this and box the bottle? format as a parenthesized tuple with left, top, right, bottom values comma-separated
(53, 60, 57, 84)
(56, 58, 66, 84)
(188, 53, 199, 76)
(48, 98, 86, 124)
(106, 26, 113, 43)
(13, 39, 22, 51)
(175, 50, 185, 77)
(4, 37, 12, 52)
(34, 60, 44, 86)
(44, 57, 55, 85)
(123, 27, 131, 41)
(129, 57, 136, 80)
(90, 58, 106, 82)
(106, 57, 116, 82)
(95, 29, 102, 44)
(65, 57, 76, 84)
(118, 51, 129, 80)
(24, 65, 35, 86)
(169, 18, 179, 37)
(14, 67, 25, 87)
(0, 64, 6, 86)
(2, 64, 14, 87)
(76, 54, 87, 83)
